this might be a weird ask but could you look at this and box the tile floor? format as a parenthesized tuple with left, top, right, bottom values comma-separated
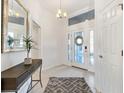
(30, 65, 95, 93)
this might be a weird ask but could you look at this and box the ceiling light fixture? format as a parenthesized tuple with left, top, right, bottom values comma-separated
(56, 0, 67, 19)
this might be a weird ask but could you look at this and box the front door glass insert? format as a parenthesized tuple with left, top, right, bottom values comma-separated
(74, 32, 84, 64)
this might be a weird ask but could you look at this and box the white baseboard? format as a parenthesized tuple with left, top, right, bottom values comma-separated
(42, 64, 64, 71)
(63, 62, 71, 66)
(95, 88, 102, 93)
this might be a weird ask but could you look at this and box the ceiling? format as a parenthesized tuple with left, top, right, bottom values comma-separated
(40, 0, 94, 15)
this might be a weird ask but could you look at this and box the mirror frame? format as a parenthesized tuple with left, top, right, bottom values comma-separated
(1, 0, 29, 53)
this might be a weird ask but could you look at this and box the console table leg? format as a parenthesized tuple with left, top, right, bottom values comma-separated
(39, 65, 43, 88)
(31, 76, 33, 88)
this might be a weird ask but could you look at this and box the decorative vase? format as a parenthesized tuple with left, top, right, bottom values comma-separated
(24, 58, 32, 65)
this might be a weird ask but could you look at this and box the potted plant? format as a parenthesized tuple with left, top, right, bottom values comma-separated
(23, 36, 33, 65)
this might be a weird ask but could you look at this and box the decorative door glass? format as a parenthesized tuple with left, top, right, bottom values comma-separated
(74, 32, 84, 64)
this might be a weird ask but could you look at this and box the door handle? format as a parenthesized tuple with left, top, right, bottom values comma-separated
(99, 55, 103, 58)
(121, 50, 123, 56)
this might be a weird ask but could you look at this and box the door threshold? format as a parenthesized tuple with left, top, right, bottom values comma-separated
(72, 66, 88, 71)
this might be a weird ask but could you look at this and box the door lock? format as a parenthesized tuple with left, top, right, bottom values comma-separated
(121, 50, 123, 56)
(99, 55, 103, 58)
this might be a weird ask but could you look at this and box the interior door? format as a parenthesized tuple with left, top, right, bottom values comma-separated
(96, 0, 123, 92)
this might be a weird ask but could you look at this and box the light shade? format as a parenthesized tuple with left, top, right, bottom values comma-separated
(63, 12, 67, 17)
(56, 9, 67, 19)
(58, 9, 62, 14)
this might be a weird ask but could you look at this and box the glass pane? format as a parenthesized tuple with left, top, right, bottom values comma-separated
(68, 33, 72, 62)
(74, 32, 84, 64)
(90, 30, 94, 65)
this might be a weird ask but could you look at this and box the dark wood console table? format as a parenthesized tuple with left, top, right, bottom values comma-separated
(1, 59, 42, 93)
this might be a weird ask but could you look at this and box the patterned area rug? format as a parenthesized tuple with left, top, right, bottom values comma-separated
(44, 77, 93, 93)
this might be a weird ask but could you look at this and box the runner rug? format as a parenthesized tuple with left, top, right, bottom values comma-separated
(44, 77, 93, 93)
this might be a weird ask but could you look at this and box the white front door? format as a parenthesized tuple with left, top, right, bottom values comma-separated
(67, 30, 95, 72)
(95, 0, 123, 92)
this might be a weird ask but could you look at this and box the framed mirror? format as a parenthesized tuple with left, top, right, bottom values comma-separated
(1, 0, 28, 53)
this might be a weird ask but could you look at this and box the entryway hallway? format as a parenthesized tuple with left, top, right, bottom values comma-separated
(30, 65, 95, 93)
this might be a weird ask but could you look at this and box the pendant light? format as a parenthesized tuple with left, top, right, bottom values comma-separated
(56, 0, 67, 19)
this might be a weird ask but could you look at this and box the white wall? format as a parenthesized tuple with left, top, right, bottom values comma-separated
(1, 0, 67, 71)
(40, 10, 67, 70)
(1, 51, 26, 71)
